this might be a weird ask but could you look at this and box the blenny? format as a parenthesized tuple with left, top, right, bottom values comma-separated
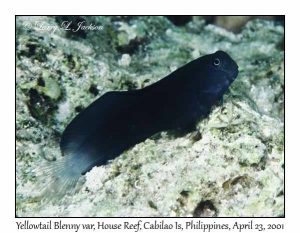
(36, 50, 239, 200)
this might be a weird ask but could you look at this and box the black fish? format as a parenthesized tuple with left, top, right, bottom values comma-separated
(36, 50, 238, 200)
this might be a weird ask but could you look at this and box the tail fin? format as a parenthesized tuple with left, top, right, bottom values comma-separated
(33, 157, 81, 202)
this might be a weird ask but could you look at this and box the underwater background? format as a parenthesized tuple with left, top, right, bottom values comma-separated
(16, 16, 284, 217)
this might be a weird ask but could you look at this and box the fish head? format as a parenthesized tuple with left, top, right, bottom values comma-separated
(199, 50, 239, 97)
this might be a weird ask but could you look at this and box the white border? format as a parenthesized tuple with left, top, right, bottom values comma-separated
(2, 0, 299, 232)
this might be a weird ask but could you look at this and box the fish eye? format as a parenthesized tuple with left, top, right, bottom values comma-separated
(213, 58, 221, 67)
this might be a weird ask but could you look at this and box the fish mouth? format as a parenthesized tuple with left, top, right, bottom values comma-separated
(229, 70, 239, 81)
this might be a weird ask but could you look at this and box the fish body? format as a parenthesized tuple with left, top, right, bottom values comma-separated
(37, 50, 239, 200)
